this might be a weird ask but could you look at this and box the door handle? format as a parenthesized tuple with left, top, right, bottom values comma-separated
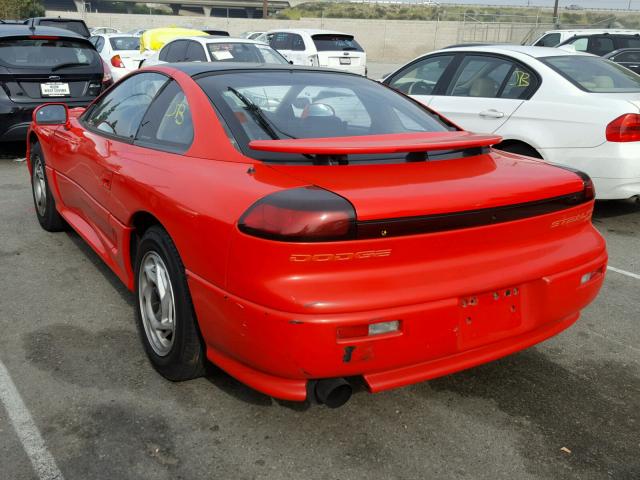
(479, 109, 505, 119)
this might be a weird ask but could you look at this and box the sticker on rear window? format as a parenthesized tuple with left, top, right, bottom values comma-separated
(515, 70, 530, 87)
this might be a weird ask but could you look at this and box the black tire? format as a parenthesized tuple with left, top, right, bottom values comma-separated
(134, 225, 206, 381)
(495, 142, 542, 159)
(30, 142, 66, 232)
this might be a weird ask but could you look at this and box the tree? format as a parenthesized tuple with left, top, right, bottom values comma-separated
(1, 0, 45, 19)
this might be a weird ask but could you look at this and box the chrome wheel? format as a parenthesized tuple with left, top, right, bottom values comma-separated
(32, 156, 46, 217)
(138, 251, 176, 356)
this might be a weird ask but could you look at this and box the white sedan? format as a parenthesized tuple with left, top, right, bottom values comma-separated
(142, 36, 289, 67)
(383, 45, 640, 200)
(90, 33, 148, 81)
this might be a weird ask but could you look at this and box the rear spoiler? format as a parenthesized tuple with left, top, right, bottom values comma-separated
(249, 131, 502, 155)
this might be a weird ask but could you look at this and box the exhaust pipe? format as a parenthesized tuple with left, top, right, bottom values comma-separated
(314, 378, 352, 408)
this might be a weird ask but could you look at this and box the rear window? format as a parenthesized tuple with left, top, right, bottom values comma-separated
(109, 36, 140, 51)
(312, 34, 363, 52)
(37, 20, 90, 37)
(541, 55, 640, 92)
(196, 70, 453, 162)
(206, 43, 288, 64)
(0, 37, 99, 69)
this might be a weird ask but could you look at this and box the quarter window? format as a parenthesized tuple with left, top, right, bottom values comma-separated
(84, 72, 167, 140)
(163, 40, 188, 62)
(387, 55, 454, 95)
(534, 33, 561, 47)
(136, 81, 194, 152)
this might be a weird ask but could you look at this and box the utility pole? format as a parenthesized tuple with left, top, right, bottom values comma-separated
(553, 0, 559, 26)
(263, 0, 267, 18)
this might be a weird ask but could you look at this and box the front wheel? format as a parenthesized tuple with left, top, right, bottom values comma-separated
(30, 142, 65, 232)
(134, 225, 206, 381)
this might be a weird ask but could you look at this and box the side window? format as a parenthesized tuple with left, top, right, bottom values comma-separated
(94, 36, 104, 52)
(84, 72, 167, 140)
(291, 34, 305, 51)
(136, 81, 194, 152)
(570, 37, 588, 52)
(271, 32, 291, 50)
(387, 54, 454, 95)
(165, 40, 188, 62)
(185, 41, 207, 62)
(159, 43, 172, 62)
(588, 36, 615, 56)
(500, 66, 538, 99)
(447, 55, 513, 98)
(617, 37, 640, 49)
(615, 51, 640, 63)
(534, 33, 560, 47)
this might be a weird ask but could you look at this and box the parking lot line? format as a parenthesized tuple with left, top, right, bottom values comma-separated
(0, 360, 65, 480)
(607, 265, 640, 280)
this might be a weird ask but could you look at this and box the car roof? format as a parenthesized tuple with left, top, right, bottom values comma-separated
(0, 24, 86, 39)
(264, 28, 351, 36)
(540, 29, 640, 34)
(439, 44, 593, 58)
(163, 62, 356, 77)
(604, 47, 640, 56)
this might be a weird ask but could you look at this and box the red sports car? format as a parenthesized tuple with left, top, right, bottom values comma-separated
(27, 64, 607, 408)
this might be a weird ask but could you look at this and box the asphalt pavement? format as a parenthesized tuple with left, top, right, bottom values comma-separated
(1, 138, 639, 480)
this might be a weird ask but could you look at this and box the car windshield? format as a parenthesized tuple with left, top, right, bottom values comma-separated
(37, 19, 90, 37)
(206, 42, 288, 64)
(109, 36, 140, 51)
(0, 37, 99, 69)
(541, 55, 640, 92)
(196, 70, 453, 162)
(312, 34, 363, 52)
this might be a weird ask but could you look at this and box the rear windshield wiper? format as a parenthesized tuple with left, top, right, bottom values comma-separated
(227, 86, 296, 140)
(51, 62, 91, 71)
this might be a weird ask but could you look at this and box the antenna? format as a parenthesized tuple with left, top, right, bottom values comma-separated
(29, 17, 36, 33)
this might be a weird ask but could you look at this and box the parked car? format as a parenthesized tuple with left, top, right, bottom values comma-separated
(259, 29, 367, 76)
(23, 17, 91, 38)
(90, 27, 121, 35)
(142, 37, 289, 67)
(531, 29, 640, 48)
(128, 28, 147, 37)
(240, 31, 265, 40)
(139, 27, 207, 54)
(383, 45, 640, 199)
(603, 48, 640, 74)
(0, 24, 111, 143)
(557, 32, 640, 56)
(27, 63, 606, 407)
(90, 33, 147, 80)
(201, 29, 229, 36)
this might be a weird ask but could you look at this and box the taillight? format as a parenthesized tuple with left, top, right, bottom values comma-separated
(238, 186, 356, 242)
(110, 54, 124, 68)
(583, 176, 595, 201)
(100, 58, 113, 89)
(606, 113, 640, 142)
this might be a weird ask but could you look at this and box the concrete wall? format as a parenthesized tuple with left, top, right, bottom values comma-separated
(48, 10, 550, 62)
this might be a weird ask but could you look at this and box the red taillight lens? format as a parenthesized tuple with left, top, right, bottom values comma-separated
(583, 177, 595, 201)
(606, 113, 640, 142)
(100, 58, 113, 89)
(238, 186, 356, 242)
(110, 54, 124, 68)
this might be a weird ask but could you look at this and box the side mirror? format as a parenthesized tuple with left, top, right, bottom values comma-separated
(33, 104, 69, 128)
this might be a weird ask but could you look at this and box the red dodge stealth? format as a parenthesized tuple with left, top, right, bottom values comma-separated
(27, 63, 607, 407)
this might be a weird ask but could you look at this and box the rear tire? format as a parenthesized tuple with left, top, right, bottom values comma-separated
(134, 225, 206, 381)
(30, 142, 65, 232)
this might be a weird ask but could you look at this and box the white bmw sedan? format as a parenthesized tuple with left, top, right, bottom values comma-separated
(383, 45, 640, 200)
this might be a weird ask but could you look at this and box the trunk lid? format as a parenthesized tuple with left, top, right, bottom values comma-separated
(257, 134, 586, 221)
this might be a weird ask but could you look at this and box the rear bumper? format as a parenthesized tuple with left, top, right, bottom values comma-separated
(0, 99, 90, 142)
(187, 248, 607, 401)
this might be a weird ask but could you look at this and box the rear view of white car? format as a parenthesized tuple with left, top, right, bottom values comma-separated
(90, 34, 147, 81)
(261, 29, 367, 76)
